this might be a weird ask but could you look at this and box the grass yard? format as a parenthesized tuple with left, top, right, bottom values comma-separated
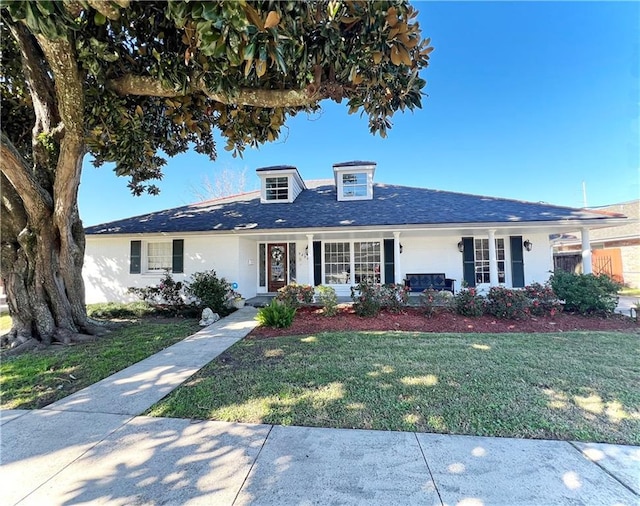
(1, 319, 200, 410)
(147, 330, 640, 445)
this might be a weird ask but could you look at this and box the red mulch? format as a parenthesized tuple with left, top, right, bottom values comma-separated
(249, 305, 639, 339)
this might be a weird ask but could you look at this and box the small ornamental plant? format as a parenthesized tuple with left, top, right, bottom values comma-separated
(256, 299, 296, 328)
(453, 287, 486, 317)
(316, 285, 338, 317)
(486, 286, 529, 320)
(420, 289, 439, 318)
(276, 283, 315, 308)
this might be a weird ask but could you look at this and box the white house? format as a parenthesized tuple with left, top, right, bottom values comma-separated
(83, 161, 629, 303)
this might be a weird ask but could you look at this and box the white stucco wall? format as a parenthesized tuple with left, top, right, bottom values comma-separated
(397, 231, 554, 292)
(83, 234, 241, 304)
(83, 231, 558, 304)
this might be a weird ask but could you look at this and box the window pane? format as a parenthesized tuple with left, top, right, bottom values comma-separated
(265, 177, 289, 200)
(259, 244, 266, 286)
(342, 172, 368, 198)
(473, 237, 506, 283)
(289, 243, 296, 282)
(354, 241, 380, 284)
(147, 242, 172, 271)
(324, 242, 350, 284)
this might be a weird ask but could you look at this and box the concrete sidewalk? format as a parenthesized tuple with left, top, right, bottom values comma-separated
(2, 307, 639, 505)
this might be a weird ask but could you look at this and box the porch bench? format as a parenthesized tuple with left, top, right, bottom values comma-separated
(404, 273, 455, 293)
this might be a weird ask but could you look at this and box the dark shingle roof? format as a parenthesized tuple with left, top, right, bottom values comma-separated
(85, 183, 624, 235)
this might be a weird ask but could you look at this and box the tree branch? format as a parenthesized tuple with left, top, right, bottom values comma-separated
(1, 133, 53, 213)
(35, 35, 85, 224)
(87, 0, 130, 20)
(107, 74, 331, 108)
(8, 22, 58, 177)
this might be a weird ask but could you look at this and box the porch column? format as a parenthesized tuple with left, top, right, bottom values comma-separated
(393, 232, 402, 284)
(306, 234, 315, 285)
(488, 229, 499, 286)
(581, 227, 592, 274)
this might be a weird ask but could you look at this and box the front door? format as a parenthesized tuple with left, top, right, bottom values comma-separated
(268, 243, 288, 292)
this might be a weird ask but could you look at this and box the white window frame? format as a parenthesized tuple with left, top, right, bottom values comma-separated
(322, 240, 383, 286)
(146, 241, 172, 273)
(264, 176, 289, 202)
(334, 166, 374, 201)
(341, 173, 369, 199)
(474, 238, 505, 284)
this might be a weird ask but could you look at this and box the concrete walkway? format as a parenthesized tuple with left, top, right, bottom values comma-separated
(1, 307, 639, 505)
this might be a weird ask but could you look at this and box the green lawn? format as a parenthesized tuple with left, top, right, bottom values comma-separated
(147, 330, 640, 445)
(1, 319, 200, 410)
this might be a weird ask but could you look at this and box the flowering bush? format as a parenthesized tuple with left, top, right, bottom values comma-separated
(486, 286, 529, 320)
(420, 289, 454, 318)
(379, 283, 410, 313)
(524, 282, 562, 317)
(276, 283, 315, 308)
(316, 285, 338, 316)
(351, 282, 409, 316)
(128, 271, 184, 307)
(453, 288, 486, 317)
(351, 281, 382, 317)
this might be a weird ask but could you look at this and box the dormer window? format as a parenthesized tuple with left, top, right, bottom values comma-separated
(256, 165, 306, 204)
(342, 173, 368, 198)
(265, 176, 289, 201)
(333, 161, 376, 201)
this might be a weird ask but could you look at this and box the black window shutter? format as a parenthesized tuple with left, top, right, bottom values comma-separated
(383, 239, 395, 284)
(510, 236, 525, 288)
(172, 239, 184, 273)
(313, 241, 322, 286)
(130, 240, 141, 274)
(462, 237, 475, 287)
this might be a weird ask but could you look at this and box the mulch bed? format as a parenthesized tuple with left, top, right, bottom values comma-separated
(249, 305, 639, 339)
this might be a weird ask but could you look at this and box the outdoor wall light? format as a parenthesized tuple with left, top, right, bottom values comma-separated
(457, 241, 464, 253)
(399, 243, 403, 254)
(523, 240, 533, 252)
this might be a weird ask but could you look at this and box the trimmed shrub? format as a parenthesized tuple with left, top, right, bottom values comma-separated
(486, 287, 529, 320)
(524, 282, 562, 317)
(316, 285, 338, 316)
(276, 283, 315, 308)
(550, 271, 621, 315)
(186, 270, 232, 315)
(453, 288, 485, 317)
(256, 299, 296, 328)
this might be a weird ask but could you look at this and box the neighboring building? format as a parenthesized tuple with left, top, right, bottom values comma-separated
(553, 200, 639, 288)
(83, 162, 629, 303)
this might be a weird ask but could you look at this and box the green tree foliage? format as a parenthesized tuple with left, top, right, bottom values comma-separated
(0, 0, 432, 349)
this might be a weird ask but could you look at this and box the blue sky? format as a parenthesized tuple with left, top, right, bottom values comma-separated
(79, 1, 639, 226)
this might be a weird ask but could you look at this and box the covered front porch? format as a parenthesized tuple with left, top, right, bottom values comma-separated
(239, 224, 588, 299)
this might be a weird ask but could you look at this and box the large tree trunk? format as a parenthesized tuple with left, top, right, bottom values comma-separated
(0, 24, 104, 353)
(1, 157, 102, 353)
